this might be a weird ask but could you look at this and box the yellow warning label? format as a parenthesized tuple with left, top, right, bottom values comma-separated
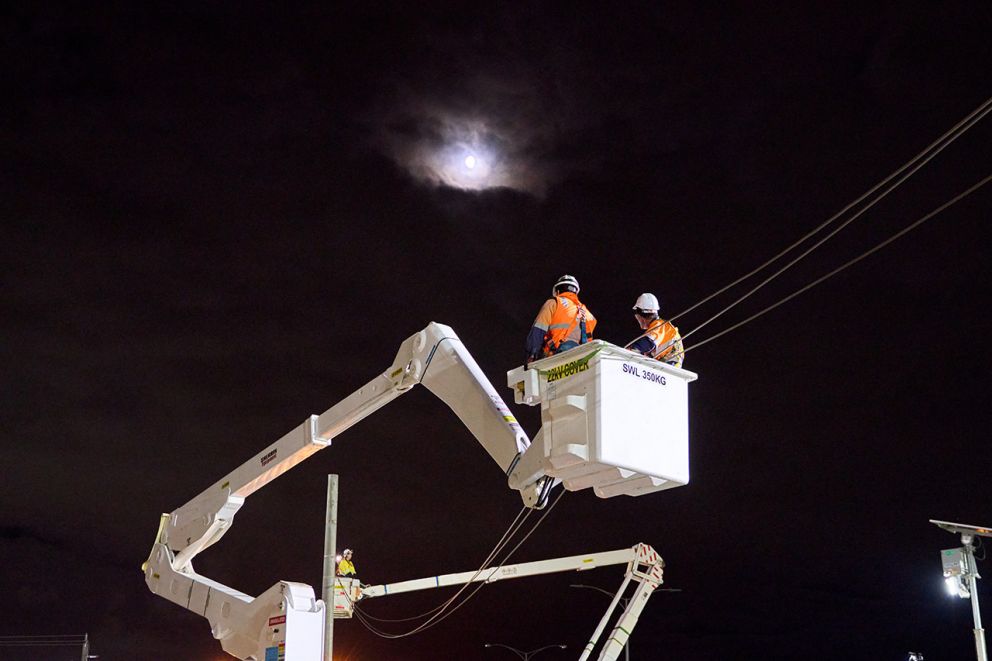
(540, 348, 601, 383)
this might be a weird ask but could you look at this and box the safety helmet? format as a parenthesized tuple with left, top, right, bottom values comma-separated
(553, 274, 580, 296)
(342, 548, 353, 556)
(632, 293, 660, 315)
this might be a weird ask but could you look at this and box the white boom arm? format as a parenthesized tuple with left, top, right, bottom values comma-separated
(343, 543, 665, 661)
(144, 323, 543, 660)
(144, 323, 697, 660)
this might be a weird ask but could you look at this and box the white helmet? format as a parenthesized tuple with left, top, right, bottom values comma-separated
(552, 274, 580, 296)
(632, 293, 659, 315)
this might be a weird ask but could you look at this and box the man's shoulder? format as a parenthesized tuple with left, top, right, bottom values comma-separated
(652, 319, 678, 335)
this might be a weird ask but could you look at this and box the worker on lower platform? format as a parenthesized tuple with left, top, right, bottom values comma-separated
(525, 274, 597, 364)
(626, 293, 684, 368)
(336, 548, 356, 577)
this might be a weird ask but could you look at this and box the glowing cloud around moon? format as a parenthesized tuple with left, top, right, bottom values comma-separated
(379, 111, 549, 195)
(430, 139, 498, 190)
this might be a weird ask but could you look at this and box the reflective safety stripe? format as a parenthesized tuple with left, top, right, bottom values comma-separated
(542, 293, 597, 356)
(644, 318, 681, 366)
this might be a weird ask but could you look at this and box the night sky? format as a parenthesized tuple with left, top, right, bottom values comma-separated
(3, 4, 991, 660)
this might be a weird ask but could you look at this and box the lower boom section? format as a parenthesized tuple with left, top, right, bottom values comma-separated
(144, 541, 325, 660)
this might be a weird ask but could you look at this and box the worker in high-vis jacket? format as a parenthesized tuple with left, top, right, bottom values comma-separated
(626, 293, 684, 368)
(336, 549, 356, 577)
(525, 274, 597, 364)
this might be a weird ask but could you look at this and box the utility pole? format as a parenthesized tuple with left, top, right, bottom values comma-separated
(963, 538, 988, 661)
(80, 633, 89, 661)
(931, 519, 990, 661)
(322, 475, 339, 661)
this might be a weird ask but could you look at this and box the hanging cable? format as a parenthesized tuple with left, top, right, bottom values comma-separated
(491, 487, 566, 565)
(0, 634, 88, 648)
(352, 503, 532, 624)
(351, 504, 534, 624)
(673, 173, 992, 358)
(352, 488, 567, 638)
(353, 477, 555, 625)
(353, 489, 566, 639)
(350, 502, 532, 636)
(676, 96, 992, 343)
(668, 95, 992, 331)
(348, 507, 534, 625)
(350, 492, 561, 638)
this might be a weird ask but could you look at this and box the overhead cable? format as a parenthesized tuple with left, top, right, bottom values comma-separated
(353, 504, 533, 624)
(353, 488, 566, 638)
(671, 95, 992, 337)
(0, 635, 86, 639)
(0, 634, 87, 648)
(352, 490, 564, 638)
(676, 173, 992, 357)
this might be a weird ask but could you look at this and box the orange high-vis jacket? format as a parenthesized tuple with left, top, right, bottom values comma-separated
(641, 317, 683, 368)
(531, 292, 597, 357)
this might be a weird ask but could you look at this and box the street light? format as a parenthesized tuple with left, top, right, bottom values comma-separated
(931, 519, 991, 661)
(570, 583, 681, 661)
(484, 642, 567, 659)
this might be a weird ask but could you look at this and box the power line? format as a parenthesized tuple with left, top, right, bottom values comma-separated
(0, 642, 86, 647)
(352, 490, 564, 638)
(354, 504, 535, 624)
(0, 633, 90, 652)
(677, 173, 992, 357)
(353, 488, 567, 639)
(0, 635, 86, 639)
(347, 503, 535, 628)
(671, 95, 992, 337)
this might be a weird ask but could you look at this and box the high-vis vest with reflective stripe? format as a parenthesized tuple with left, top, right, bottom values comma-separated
(535, 292, 597, 356)
(643, 318, 683, 367)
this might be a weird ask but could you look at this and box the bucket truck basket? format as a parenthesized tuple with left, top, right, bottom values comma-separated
(331, 578, 362, 619)
(507, 341, 697, 498)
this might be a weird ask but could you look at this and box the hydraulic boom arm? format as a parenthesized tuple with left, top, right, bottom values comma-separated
(144, 323, 542, 660)
(339, 543, 665, 661)
(144, 322, 696, 660)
